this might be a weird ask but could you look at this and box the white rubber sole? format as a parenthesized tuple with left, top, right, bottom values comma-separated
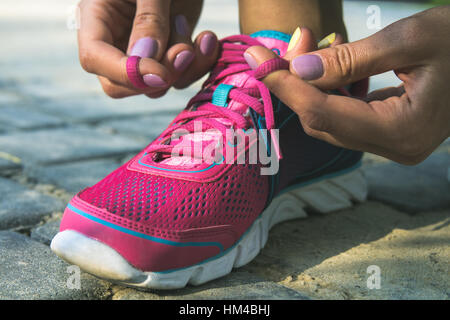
(51, 168, 367, 290)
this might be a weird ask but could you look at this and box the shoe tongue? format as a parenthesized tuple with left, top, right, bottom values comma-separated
(250, 30, 291, 57)
(160, 31, 291, 167)
(223, 30, 291, 112)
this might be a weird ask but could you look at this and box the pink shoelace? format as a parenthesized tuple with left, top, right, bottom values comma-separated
(147, 35, 289, 161)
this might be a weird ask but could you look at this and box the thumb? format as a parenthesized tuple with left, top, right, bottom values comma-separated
(127, 0, 171, 61)
(244, 45, 328, 117)
(292, 20, 420, 90)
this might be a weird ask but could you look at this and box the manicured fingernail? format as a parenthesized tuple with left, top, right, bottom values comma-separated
(130, 37, 158, 58)
(244, 52, 258, 70)
(287, 27, 302, 52)
(174, 50, 194, 72)
(175, 15, 189, 36)
(142, 74, 167, 87)
(318, 32, 336, 49)
(291, 55, 324, 80)
(200, 33, 216, 56)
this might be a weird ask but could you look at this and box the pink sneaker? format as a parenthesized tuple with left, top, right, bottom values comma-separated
(51, 31, 368, 289)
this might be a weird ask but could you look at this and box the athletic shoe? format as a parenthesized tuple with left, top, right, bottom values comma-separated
(51, 30, 368, 289)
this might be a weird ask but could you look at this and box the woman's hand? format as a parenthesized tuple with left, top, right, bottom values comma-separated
(244, 6, 450, 165)
(77, 0, 219, 99)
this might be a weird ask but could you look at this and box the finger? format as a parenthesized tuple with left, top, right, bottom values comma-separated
(290, 16, 429, 90)
(318, 32, 338, 49)
(245, 46, 407, 148)
(77, 3, 171, 90)
(330, 33, 344, 47)
(161, 14, 195, 74)
(172, 31, 220, 89)
(146, 88, 170, 99)
(82, 43, 171, 89)
(127, 0, 171, 61)
(244, 46, 433, 164)
(284, 27, 317, 60)
(365, 85, 405, 102)
(98, 76, 168, 99)
(244, 45, 328, 112)
(298, 122, 428, 165)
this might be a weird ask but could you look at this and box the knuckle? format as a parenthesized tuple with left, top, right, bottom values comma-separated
(300, 110, 330, 133)
(79, 50, 94, 73)
(265, 71, 292, 97)
(134, 12, 167, 30)
(397, 152, 428, 165)
(302, 123, 317, 137)
(327, 44, 358, 83)
(102, 83, 125, 99)
(397, 140, 426, 162)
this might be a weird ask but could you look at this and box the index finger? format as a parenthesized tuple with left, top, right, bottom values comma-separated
(77, 1, 171, 89)
(245, 46, 401, 148)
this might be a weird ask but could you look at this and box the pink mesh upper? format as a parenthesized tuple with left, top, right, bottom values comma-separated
(77, 35, 289, 236)
(78, 162, 268, 233)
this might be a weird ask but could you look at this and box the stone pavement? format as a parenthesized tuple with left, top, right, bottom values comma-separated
(0, 0, 448, 300)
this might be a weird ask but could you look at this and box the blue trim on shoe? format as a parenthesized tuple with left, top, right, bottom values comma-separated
(250, 30, 291, 43)
(212, 84, 234, 107)
(67, 203, 224, 252)
(138, 153, 224, 173)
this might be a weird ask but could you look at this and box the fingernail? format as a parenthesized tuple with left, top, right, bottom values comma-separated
(130, 37, 158, 58)
(200, 33, 216, 56)
(142, 74, 167, 87)
(175, 15, 189, 36)
(291, 55, 324, 80)
(318, 33, 336, 49)
(287, 27, 301, 52)
(174, 50, 194, 72)
(244, 52, 258, 70)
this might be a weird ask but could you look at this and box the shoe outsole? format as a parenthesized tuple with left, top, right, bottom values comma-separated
(51, 169, 367, 290)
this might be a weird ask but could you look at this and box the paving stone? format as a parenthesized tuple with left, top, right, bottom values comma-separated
(0, 105, 63, 130)
(363, 152, 450, 213)
(0, 177, 65, 230)
(31, 219, 61, 245)
(0, 89, 26, 106)
(28, 159, 121, 194)
(112, 271, 309, 300)
(0, 155, 21, 175)
(0, 231, 112, 299)
(0, 126, 143, 165)
(100, 112, 177, 141)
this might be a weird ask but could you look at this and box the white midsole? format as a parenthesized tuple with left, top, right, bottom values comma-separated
(51, 168, 367, 290)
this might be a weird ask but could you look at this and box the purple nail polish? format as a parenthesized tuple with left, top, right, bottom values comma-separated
(174, 50, 194, 72)
(200, 34, 216, 56)
(130, 37, 158, 58)
(244, 52, 258, 70)
(142, 74, 167, 88)
(291, 55, 324, 80)
(175, 15, 189, 36)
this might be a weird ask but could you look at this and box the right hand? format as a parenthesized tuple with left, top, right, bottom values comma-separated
(245, 6, 450, 165)
(77, 0, 220, 99)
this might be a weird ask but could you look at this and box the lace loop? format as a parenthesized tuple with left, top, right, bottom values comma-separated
(149, 35, 289, 161)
